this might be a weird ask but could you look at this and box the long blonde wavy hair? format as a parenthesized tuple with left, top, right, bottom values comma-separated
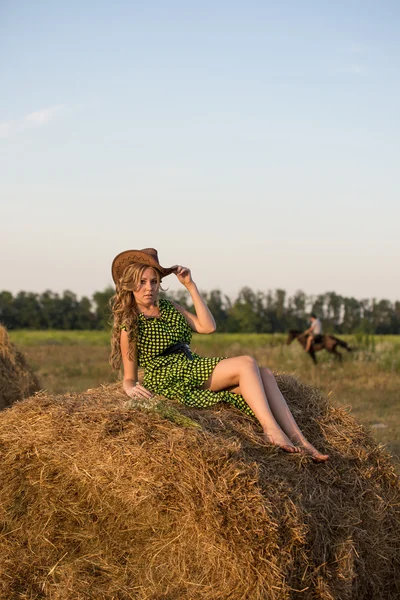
(109, 263, 162, 371)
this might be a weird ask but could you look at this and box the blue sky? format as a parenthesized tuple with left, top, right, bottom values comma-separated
(1, 1, 399, 302)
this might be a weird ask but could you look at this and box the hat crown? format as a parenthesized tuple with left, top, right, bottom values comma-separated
(111, 248, 175, 284)
(139, 248, 159, 262)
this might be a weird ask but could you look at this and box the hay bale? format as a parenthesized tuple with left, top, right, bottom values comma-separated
(0, 375, 399, 600)
(0, 324, 40, 410)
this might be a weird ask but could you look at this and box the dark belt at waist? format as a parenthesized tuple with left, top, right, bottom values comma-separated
(161, 342, 194, 360)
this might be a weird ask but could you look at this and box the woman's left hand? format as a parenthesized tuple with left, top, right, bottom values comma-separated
(174, 265, 193, 287)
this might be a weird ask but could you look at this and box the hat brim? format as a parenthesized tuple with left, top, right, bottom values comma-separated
(111, 250, 176, 284)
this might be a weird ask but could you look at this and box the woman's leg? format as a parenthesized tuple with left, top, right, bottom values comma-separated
(259, 368, 329, 462)
(201, 356, 302, 453)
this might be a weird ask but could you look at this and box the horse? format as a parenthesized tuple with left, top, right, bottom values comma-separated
(286, 330, 352, 364)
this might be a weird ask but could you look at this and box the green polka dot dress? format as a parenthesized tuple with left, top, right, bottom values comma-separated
(135, 298, 254, 416)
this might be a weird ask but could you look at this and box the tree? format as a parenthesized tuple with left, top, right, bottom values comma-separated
(324, 292, 342, 332)
(372, 299, 394, 334)
(13, 292, 42, 329)
(92, 286, 115, 329)
(342, 297, 362, 333)
(0, 291, 17, 329)
(75, 296, 97, 330)
(0, 285, 400, 333)
(228, 287, 260, 333)
(40, 290, 63, 329)
(58, 291, 80, 330)
(202, 289, 231, 332)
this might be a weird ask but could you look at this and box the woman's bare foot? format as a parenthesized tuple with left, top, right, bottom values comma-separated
(263, 432, 304, 454)
(298, 441, 329, 462)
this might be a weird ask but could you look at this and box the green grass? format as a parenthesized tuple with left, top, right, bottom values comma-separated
(10, 329, 111, 346)
(9, 330, 400, 468)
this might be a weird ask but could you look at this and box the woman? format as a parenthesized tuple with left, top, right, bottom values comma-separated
(109, 248, 328, 462)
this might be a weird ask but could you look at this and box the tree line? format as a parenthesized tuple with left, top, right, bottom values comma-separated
(0, 287, 399, 334)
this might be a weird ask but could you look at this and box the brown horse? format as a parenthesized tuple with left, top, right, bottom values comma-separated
(287, 330, 352, 364)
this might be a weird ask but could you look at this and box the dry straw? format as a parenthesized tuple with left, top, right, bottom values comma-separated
(0, 324, 40, 411)
(0, 375, 399, 599)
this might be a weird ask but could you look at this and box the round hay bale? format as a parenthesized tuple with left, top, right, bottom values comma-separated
(0, 375, 399, 600)
(0, 324, 41, 410)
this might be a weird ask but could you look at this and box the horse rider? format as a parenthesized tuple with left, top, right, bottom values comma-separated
(304, 313, 323, 352)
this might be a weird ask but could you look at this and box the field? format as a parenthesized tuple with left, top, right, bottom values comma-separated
(9, 330, 400, 469)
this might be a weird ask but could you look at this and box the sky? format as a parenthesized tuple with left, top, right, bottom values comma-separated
(1, 1, 399, 303)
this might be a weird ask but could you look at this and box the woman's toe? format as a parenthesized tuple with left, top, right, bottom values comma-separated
(280, 444, 298, 453)
(311, 453, 329, 463)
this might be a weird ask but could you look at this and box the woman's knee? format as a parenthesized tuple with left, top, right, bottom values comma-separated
(260, 366, 275, 380)
(238, 355, 258, 372)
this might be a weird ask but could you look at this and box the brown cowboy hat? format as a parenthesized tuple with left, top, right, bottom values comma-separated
(111, 248, 177, 284)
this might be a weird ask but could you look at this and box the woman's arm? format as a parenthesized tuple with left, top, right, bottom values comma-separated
(172, 266, 216, 334)
(120, 329, 153, 399)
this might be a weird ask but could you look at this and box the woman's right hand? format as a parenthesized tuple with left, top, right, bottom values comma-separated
(174, 265, 193, 288)
(123, 380, 153, 400)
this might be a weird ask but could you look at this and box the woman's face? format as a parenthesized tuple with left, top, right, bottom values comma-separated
(133, 267, 160, 307)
